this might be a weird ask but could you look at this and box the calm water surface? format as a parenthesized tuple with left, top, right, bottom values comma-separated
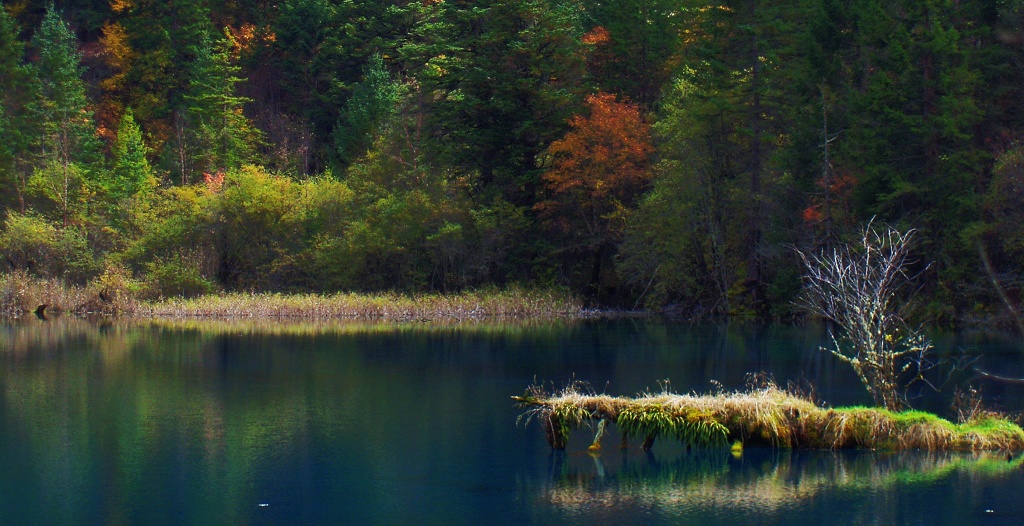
(1, 318, 1022, 525)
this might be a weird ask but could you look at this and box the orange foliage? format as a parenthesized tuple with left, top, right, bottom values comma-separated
(537, 92, 653, 241)
(803, 171, 859, 226)
(99, 21, 134, 73)
(582, 26, 614, 81)
(203, 169, 225, 194)
(582, 26, 610, 45)
(227, 23, 272, 55)
(96, 21, 136, 144)
(802, 204, 823, 223)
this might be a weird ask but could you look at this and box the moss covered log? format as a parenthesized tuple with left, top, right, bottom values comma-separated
(514, 383, 1024, 452)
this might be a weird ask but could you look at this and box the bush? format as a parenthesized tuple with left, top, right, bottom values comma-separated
(78, 265, 142, 314)
(0, 212, 99, 283)
(54, 226, 101, 284)
(0, 212, 58, 273)
(144, 258, 218, 299)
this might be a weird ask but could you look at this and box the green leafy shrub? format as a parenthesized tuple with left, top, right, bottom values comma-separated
(144, 258, 217, 299)
(0, 212, 58, 273)
(54, 226, 100, 284)
(0, 212, 98, 283)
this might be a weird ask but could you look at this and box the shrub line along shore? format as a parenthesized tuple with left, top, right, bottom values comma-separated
(514, 383, 1024, 452)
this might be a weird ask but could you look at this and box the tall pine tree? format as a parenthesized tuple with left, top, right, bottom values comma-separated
(422, 0, 588, 205)
(334, 54, 402, 165)
(113, 0, 212, 157)
(109, 108, 155, 202)
(183, 27, 261, 179)
(30, 4, 99, 226)
(0, 3, 37, 213)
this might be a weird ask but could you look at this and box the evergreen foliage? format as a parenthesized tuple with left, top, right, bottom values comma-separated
(30, 5, 99, 227)
(109, 108, 154, 202)
(334, 54, 401, 164)
(0, 3, 37, 212)
(184, 27, 261, 176)
(32, 5, 98, 167)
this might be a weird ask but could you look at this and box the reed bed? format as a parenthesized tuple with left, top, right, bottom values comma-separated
(0, 270, 134, 318)
(514, 382, 1024, 452)
(141, 288, 584, 320)
(126, 317, 579, 337)
(2, 270, 587, 320)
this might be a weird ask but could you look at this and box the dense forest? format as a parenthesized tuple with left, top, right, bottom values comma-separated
(2, 0, 1024, 323)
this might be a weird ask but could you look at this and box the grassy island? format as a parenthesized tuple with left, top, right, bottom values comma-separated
(514, 382, 1024, 452)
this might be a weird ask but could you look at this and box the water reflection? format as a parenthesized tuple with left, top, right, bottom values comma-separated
(2, 317, 1023, 525)
(542, 449, 1023, 515)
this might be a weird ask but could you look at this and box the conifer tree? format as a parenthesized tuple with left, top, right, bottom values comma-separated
(423, 0, 587, 204)
(109, 108, 155, 202)
(335, 54, 401, 165)
(0, 3, 37, 213)
(184, 27, 261, 177)
(115, 0, 212, 155)
(273, 0, 345, 141)
(30, 5, 99, 226)
(583, 0, 683, 107)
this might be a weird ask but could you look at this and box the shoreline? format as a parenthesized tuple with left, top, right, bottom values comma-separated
(1, 274, 606, 321)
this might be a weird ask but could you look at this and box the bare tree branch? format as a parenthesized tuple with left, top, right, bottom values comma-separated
(795, 220, 939, 411)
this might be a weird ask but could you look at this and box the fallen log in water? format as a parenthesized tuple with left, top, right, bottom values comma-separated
(513, 382, 1024, 452)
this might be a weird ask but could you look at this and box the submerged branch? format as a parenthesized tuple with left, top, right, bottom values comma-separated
(974, 367, 1024, 385)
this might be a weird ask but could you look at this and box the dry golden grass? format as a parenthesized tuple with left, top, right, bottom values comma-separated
(515, 382, 1024, 452)
(139, 288, 584, 320)
(1, 269, 139, 318)
(2, 272, 585, 321)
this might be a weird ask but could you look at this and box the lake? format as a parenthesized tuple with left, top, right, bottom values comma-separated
(1, 318, 1022, 525)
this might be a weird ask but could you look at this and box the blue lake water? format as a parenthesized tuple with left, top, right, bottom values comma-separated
(1, 318, 1022, 525)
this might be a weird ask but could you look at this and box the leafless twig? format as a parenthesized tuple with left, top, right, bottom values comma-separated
(795, 221, 940, 411)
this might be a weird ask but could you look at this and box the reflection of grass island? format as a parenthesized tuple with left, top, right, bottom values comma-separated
(514, 382, 1024, 452)
(543, 450, 1024, 515)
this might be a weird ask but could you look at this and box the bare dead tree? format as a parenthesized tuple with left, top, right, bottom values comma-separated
(795, 221, 938, 411)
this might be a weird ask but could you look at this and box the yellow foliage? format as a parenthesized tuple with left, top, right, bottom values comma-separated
(109, 0, 132, 14)
(100, 22, 134, 71)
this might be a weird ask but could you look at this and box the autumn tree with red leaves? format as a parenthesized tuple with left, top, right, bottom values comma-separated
(537, 92, 653, 297)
